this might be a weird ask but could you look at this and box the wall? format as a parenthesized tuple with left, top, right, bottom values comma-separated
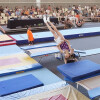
(0, 0, 100, 8)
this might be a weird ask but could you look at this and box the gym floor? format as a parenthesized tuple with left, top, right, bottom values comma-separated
(30, 22, 100, 99)
(2, 22, 100, 99)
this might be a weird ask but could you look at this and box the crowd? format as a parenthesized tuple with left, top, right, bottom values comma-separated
(0, 5, 100, 27)
(0, 5, 100, 18)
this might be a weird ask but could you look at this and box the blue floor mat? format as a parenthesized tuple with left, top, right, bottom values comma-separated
(0, 45, 24, 57)
(57, 60, 100, 82)
(0, 74, 43, 96)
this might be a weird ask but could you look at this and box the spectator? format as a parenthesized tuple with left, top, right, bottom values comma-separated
(15, 9, 21, 17)
(64, 18, 74, 29)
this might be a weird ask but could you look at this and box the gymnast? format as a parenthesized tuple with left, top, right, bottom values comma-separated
(43, 16, 76, 64)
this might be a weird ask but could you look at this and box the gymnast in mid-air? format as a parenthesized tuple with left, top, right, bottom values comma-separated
(43, 16, 75, 64)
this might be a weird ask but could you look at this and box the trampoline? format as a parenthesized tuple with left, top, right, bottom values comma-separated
(0, 53, 42, 76)
(0, 34, 16, 46)
(77, 75, 100, 99)
(0, 31, 3, 35)
(25, 44, 100, 57)
(10, 27, 100, 45)
(0, 68, 66, 100)
(77, 75, 100, 90)
(0, 34, 13, 42)
(0, 45, 24, 57)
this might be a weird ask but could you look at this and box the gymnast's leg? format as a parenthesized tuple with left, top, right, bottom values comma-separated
(43, 17, 58, 39)
(47, 17, 65, 40)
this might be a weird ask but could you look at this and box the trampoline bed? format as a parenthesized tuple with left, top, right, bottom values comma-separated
(0, 34, 13, 42)
(0, 53, 42, 76)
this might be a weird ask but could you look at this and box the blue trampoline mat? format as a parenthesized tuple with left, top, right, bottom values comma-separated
(0, 68, 62, 85)
(0, 45, 24, 57)
(0, 31, 3, 35)
(88, 87, 100, 99)
(0, 63, 43, 77)
(0, 74, 43, 96)
(57, 60, 100, 82)
(10, 27, 100, 44)
(21, 42, 57, 50)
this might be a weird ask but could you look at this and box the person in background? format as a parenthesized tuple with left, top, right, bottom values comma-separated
(15, 9, 21, 17)
(76, 13, 84, 27)
(64, 18, 74, 29)
(0, 26, 5, 33)
(75, 12, 80, 21)
(27, 27, 34, 45)
(48, 5, 52, 11)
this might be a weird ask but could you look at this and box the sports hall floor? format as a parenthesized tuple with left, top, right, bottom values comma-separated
(31, 22, 100, 99)
(1, 22, 100, 100)
(17, 22, 100, 99)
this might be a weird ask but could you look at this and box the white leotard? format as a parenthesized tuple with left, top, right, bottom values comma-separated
(54, 36, 64, 44)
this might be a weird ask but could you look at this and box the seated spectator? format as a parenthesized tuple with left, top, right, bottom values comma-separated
(30, 14, 36, 19)
(21, 14, 28, 19)
(24, 9, 29, 15)
(75, 12, 80, 21)
(64, 18, 74, 29)
(30, 10, 34, 15)
(52, 10, 57, 17)
(6, 9, 11, 16)
(0, 6, 4, 13)
(48, 5, 52, 11)
(15, 9, 21, 17)
(76, 20, 83, 27)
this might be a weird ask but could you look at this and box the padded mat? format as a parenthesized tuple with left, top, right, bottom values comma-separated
(0, 45, 24, 57)
(0, 53, 42, 76)
(0, 34, 13, 42)
(0, 74, 43, 96)
(77, 75, 100, 90)
(57, 60, 100, 82)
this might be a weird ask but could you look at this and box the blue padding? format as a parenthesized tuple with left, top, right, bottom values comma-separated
(57, 60, 100, 82)
(0, 68, 62, 85)
(30, 47, 100, 58)
(0, 63, 43, 77)
(30, 50, 59, 57)
(88, 87, 100, 99)
(30, 48, 85, 57)
(80, 48, 100, 57)
(10, 27, 100, 45)
(0, 31, 3, 35)
(0, 74, 43, 96)
(0, 45, 24, 57)
(21, 42, 56, 50)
